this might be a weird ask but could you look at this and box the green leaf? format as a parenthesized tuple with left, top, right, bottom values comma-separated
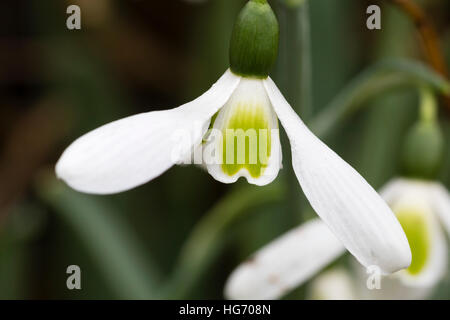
(161, 182, 284, 299)
(309, 59, 450, 138)
(37, 174, 160, 299)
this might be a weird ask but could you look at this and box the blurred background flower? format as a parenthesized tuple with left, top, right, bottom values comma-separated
(0, 0, 449, 299)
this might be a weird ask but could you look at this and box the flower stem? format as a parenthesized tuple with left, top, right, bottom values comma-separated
(299, 0, 313, 121)
(276, 0, 312, 227)
(419, 87, 437, 123)
(160, 183, 284, 299)
(309, 59, 450, 138)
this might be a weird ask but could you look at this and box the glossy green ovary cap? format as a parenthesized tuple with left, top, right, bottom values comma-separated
(395, 209, 430, 275)
(229, 0, 279, 78)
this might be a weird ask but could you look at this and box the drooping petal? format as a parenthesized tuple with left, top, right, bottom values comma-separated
(224, 219, 345, 300)
(206, 78, 282, 186)
(56, 70, 240, 194)
(263, 77, 411, 274)
(430, 182, 450, 235)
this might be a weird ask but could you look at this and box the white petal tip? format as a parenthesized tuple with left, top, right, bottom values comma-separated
(224, 267, 257, 300)
(380, 248, 412, 275)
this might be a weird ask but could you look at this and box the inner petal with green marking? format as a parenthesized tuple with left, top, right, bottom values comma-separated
(206, 77, 281, 186)
(222, 102, 271, 178)
(395, 208, 431, 275)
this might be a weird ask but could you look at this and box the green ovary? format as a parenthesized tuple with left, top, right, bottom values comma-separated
(221, 103, 271, 178)
(395, 209, 430, 275)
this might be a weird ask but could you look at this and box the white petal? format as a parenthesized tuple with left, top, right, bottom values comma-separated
(206, 78, 282, 186)
(56, 70, 240, 194)
(308, 268, 356, 300)
(263, 77, 411, 274)
(224, 219, 345, 300)
(430, 182, 450, 235)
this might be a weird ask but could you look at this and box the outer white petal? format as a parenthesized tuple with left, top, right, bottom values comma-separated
(308, 268, 356, 300)
(263, 77, 411, 274)
(206, 78, 282, 186)
(224, 219, 345, 300)
(56, 70, 240, 194)
(429, 182, 450, 235)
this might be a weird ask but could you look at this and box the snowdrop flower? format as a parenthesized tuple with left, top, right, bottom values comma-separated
(225, 179, 449, 300)
(56, 0, 410, 275)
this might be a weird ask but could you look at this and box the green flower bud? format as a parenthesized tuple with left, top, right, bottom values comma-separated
(401, 88, 445, 180)
(229, 0, 279, 78)
(401, 122, 444, 180)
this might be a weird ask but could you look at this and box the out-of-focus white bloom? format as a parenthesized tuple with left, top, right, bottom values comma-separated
(308, 269, 356, 300)
(366, 178, 449, 299)
(225, 178, 449, 300)
(380, 178, 450, 239)
(225, 219, 345, 300)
